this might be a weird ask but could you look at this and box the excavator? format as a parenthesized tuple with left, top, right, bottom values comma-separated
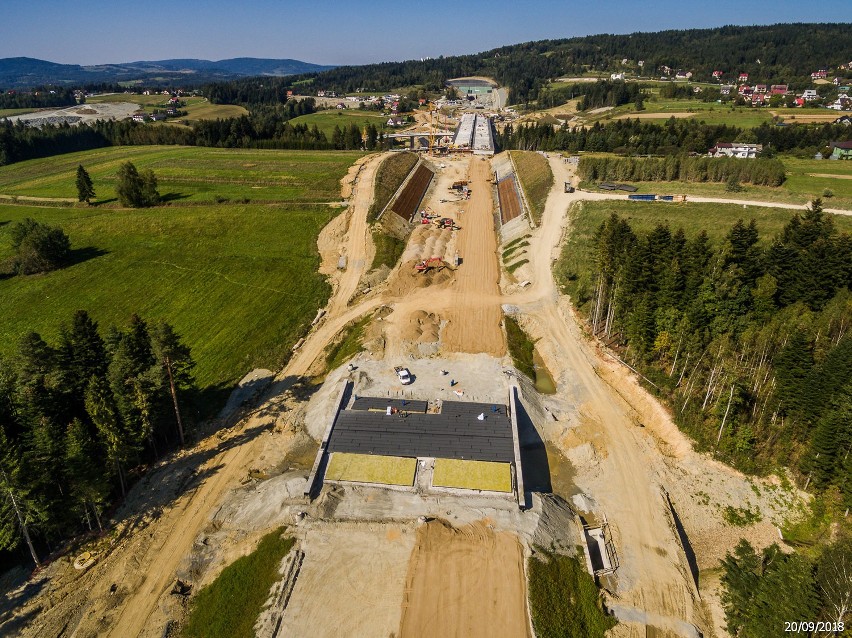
(414, 257, 447, 274)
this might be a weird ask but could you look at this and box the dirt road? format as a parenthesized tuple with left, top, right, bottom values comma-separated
(440, 158, 505, 356)
(398, 520, 531, 638)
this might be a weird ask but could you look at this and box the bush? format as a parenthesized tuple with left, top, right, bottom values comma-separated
(8, 218, 71, 274)
(822, 188, 834, 198)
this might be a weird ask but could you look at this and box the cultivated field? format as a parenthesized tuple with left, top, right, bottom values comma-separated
(0, 146, 361, 203)
(288, 110, 390, 137)
(0, 147, 361, 390)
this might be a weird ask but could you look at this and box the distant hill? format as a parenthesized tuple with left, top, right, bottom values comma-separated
(211, 22, 851, 105)
(0, 57, 336, 89)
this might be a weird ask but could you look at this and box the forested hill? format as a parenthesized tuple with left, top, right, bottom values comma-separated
(0, 57, 336, 90)
(205, 23, 851, 105)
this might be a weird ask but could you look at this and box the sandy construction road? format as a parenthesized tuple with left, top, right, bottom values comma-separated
(399, 520, 531, 638)
(439, 158, 505, 356)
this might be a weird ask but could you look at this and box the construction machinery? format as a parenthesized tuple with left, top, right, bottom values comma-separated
(433, 217, 460, 230)
(414, 257, 447, 273)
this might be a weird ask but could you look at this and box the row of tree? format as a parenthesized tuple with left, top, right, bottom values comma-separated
(0, 312, 194, 566)
(0, 88, 76, 110)
(495, 119, 852, 156)
(0, 98, 388, 166)
(559, 202, 852, 501)
(577, 156, 786, 186)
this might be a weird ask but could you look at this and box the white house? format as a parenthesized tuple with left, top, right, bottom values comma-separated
(708, 142, 763, 159)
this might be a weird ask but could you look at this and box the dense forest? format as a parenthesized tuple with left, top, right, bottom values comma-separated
(720, 538, 851, 637)
(201, 23, 852, 106)
(0, 311, 195, 566)
(559, 201, 852, 505)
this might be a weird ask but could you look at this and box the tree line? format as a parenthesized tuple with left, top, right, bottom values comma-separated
(578, 156, 786, 186)
(0, 311, 195, 566)
(559, 201, 852, 504)
(0, 98, 389, 166)
(495, 119, 852, 156)
(0, 87, 77, 110)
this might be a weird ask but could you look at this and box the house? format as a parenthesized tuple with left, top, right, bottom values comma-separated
(812, 70, 828, 80)
(661, 65, 672, 75)
(150, 113, 166, 121)
(770, 84, 789, 95)
(132, 112, 146, 123)
(795, 97, 806, 107)
(286, 90, 293, 98)
(754, 84, 767, 94)
(739, 86, 754, 97)
(751, 93, 766, 105)
(386, 117, 404, 127)
(713, 70, 724, 79)
(828, 95, 851, 110)
(336, 102, 346, 109)
(675, 71, 692, 80)
(720, 85, 734, 95)
(834, 114, 852, 126)
(316, 90, 326, 97)
(708, 142, 763, 158)
(801, 89, 820, 102)
(829, 141, 852, 159)
(637, 60, 645, 67)
(610, 72, 625, 81)
(738, 73, 749, 82)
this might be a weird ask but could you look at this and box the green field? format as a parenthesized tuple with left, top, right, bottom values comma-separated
(578, 155, 852, 210)
(432, 459, 512, 492)
(288, 110, 391, 137)
(585, 97, 773, 128)
(0, 146, 361, 203)
(325, 452, 417, 485)
(556, 199, 852, 300)
(0, 147, 360, 392)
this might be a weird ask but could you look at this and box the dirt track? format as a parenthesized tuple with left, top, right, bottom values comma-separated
(399, 520, 530, 638)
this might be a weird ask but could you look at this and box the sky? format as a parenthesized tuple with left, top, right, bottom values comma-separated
(1, 0, 850, 66)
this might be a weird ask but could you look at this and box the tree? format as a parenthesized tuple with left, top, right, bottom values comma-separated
(8, 218, 72, 275)
(0, 427, 43, 567)
(75, 164, 95, 203)
(64, 419, 109, 531)
(150, 321, 194, 446)
(116, 162, 160, 208)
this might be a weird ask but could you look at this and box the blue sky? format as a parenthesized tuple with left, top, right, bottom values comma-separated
(2, 0, 850, 65)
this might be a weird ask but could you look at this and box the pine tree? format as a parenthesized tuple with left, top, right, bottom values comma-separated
(64, 419, 109, 531)
(720, 539, 761, 635)
(75, 164, 95, 204)
(150, 321, 194, 446)
(0, 427, 43, 567)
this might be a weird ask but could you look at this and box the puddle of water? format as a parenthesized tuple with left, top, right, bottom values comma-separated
(532, 349, 556, 394)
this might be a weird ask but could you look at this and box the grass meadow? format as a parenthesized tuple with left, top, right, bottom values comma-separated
(556, 199, 852, 307)
(0, 147, 361, 393)
(288, 110, 391, 138)
(0, 146, 361, 203)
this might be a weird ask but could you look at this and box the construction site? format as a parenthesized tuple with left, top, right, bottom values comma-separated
(0, 136, 810, 638)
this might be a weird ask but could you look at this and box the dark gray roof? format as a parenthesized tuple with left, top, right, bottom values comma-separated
(350, 397, 428, 413)
(327, 400, 513, 463)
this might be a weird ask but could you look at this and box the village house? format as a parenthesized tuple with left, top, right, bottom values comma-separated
(801, 89, 820, 102)
(829, 141, 852, 159)
(754, 84, 767, 94)
(811, 70, 828, 80)
(738, 72, 749, 82)
(708, 142, 763, 158)
(828, 94, 851, 110)
(713, 70, 724, 79)
(720, 85, 734, 95)
(770, 84, 789, 95)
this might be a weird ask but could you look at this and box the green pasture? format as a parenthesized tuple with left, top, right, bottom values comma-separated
(0, 146, 361, 203)
(0, 201, 340, 390)
(288, 110, 390, 137)
(556, 200, 852, 300)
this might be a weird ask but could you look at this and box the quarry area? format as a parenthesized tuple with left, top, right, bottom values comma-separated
(0, 142, 809, 638)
